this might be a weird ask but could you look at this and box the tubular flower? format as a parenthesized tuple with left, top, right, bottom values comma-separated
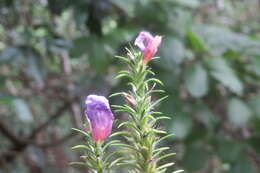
(85, 95, 114, 142)
(134, 31, 162, 64)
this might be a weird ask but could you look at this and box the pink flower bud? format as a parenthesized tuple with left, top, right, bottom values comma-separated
(85, 95, 114, 142)
(123, 92, 137, 107)
(134, 31, 162, 64)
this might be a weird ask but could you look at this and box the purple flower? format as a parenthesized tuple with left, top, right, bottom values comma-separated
(134, 31, 154, 51)
(134, 31, 162, 64)
(85, 95, 114, 142)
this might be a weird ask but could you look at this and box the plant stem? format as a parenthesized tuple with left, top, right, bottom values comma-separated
(95, 142, 104, 173)
(115, 49, 178, 172)
(128, 54, 158, 173)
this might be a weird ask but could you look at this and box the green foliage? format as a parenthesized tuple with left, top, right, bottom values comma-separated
(0, 0, 259, 172)
(183, 143, 209, 171)
(207, 57, 243, 95)
(170, 114, 192, 139)
(184, 63, 208, 98)
(228, 98, 252, 127)
(71, 128, 123, 173)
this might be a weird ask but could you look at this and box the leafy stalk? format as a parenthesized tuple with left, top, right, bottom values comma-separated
(112, 48, 183, 173)
(71, 128, 122, 173)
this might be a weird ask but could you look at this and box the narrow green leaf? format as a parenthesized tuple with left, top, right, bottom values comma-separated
(110, 143, 137, 151)
(104, 151, 122, 162)
(172, 170, 184, 173)
(157, 134, 175, 144)
(146, 89, 165, 96)
(103, 140, 121, 151)
(157, 162, 175, 171)
(108, 157, 126, 168)
(109, 131, 131, 138)
(109, 92, 124, 98)
(155, 116, 171, 121)
(118, 121, 139, 132)
(71, 128, 90, 138)
(146, 78, 164, 86)
(150, 129, 167, 134)
(153, 147, 170, 158)
(141, 114, 156, 128)
(149, 96, 168, 110)
(116, 160, 138, 167)
(157, 153, 176, 163)
(115, 55, 131, 63)
(115, 73, 130, 79)
(119, 70, 131, 75)
(71, 145, 89, 150)
(146, 69, 155, 75)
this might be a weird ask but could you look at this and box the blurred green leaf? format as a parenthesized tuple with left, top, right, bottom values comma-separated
(195, 104, 219, 130)
(207, 57, 243, 95)
(187, 29, 207, 53)
(184, 63, 208, 98)
(88, 37, 110, 73)
(70, 37, 89, 58)
(193, 24, 260, 56)
(174, 0, 200, 8)
(248, 56, 260, 77)
(160, 38, 185, 65)
(229, 156, 255, 173)
(71, 36, 110, 73)
(49, 38, 73, 54)
(248, 135, 260, 154)
(0, 94, 15, 105)
(228, 98, 252, 127)
(248, 96, 260, 119)
(215, 137, 242, 163)
(183, 143, 209, 171)
(185, 127, 207, 144)
(170, 114, 192, 139)
(12, 98, 33, 123)
(25, 50, 45, 86)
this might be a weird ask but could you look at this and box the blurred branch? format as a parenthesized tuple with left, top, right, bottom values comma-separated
(60, 53, 83, 129)
(0, 120, 26, 146)
(36, 132, 76, 149)
(29, 102, 70, 139)
(0, 101, 71, 166)
(70, 102, 83, 129)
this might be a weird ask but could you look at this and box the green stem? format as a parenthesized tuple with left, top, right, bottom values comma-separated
(130, 57, 157, 173)
(95, 142, 104, 173)
(117, 49, 177, 172)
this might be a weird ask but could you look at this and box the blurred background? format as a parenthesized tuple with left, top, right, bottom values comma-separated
(0, 0, 260, 172)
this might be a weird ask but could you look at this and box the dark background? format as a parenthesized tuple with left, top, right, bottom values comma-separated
(0, 0, 260, 172)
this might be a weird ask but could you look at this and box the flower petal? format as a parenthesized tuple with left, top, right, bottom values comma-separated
(85, 95, 114, 142)
(134, 31, 154, 51)
(143, 35, 162, 64)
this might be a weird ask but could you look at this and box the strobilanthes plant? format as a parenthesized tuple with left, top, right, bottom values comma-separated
(71, 95, 122, 173)
(111, 31, 183, 173)
(71, 31, 183, 173)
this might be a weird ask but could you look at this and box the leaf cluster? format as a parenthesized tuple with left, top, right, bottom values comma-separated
(71, 128, 124, 173)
